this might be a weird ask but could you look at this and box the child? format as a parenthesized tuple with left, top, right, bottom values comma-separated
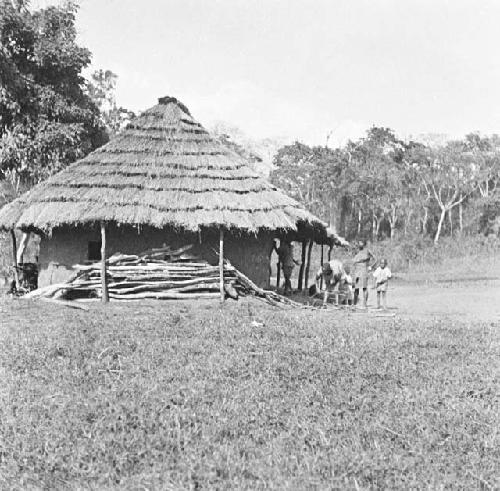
(372, 259, 391, 309)
(339, 264, 354, 305)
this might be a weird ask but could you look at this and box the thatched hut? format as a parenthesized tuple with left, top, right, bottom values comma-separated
(0, 96, 339, 290)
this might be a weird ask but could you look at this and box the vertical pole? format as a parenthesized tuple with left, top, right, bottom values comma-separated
(10, 229, 20, 291)
(276, 259, 281, 291)
(297, 241, 306, 291)
(320, 244, 324, 290)
(100, 222, 109, 303)
(304, 240, 313, 290)
(219, 228, 225, 303)
(17, 232, 29, 265)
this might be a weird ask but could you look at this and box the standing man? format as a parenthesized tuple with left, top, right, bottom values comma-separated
(276, 240, 299, 295)
(352, 239, 376, 309)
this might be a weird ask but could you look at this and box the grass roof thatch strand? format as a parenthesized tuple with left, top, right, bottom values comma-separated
(0, 96, 339, 239)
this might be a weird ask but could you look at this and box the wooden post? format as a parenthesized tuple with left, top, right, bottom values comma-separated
(100, 222, 109, 303)
(320, 244, 324, 290)
(219, 228, 225, 303)
(297, 241, 306, 291)
(276, 260, 281, 291)
(328, 244, 333, 261)
(10, 230, 20, 291)
(304, 240, 313, 290)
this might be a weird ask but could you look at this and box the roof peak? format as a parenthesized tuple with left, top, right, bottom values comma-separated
(157, 96, 191, 116)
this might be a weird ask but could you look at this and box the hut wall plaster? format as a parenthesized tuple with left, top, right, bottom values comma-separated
(38, 225, 274, 289)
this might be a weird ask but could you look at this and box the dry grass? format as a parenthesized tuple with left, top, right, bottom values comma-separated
(1, 297, 499, 489)
(0, 97, 325, 236)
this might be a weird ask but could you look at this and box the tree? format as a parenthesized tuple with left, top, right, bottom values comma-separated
(346, 127, 406, 240)
(0, 0, 106, 194)
(87, 69, 135, 136)
(417, 142, 474, 243)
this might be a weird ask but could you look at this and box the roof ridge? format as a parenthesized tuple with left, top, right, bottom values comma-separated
(157, 96, 191, 116)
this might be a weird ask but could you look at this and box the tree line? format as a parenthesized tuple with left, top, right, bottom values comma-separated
(1, 1, 500, 247)
(270, 128, 500, 243)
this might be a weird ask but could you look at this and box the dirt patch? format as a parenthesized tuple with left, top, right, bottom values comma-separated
(388, 279, 500, 322)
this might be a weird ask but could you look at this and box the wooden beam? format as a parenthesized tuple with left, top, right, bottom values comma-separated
(297, 241, 306, 291)
(304, 240, 313, 290)
(219, 228, 225, 303)
(10, 229, 20, 291)
(100, 222, 109, 303)
(276, 258, 281, 291)
(17, 232, 29, 264)
(320, 244, 324, 290)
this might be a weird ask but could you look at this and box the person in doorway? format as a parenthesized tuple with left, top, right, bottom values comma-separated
(352, 239, 376, 309)
(276, 240, 299, 295)
(315, 258, 348, 306)
(372, 259, 391, 309)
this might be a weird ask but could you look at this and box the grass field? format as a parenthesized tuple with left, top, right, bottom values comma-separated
(1, 289, 499, 489)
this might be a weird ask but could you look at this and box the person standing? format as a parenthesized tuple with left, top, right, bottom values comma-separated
(276, 240, 299, 295)
(373, 259, 391, 309)
(352, 239, 376, 308)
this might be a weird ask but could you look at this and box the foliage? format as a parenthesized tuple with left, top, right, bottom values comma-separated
(0, 298, 498, 489)
(0, 0, 107, 193)
(86, 69, 135, 136)
(270, 128, 500, 243)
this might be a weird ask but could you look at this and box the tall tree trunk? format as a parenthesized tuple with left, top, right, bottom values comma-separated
(389, 221, 395, 240)
(434, 208, 446, 244)
(357, 208, 362, 235)
(404, 209, 413, 236)
(448, 208, 453, 236)
(372, 212, 377, 241)
(422, 206, 429, 236)
(459, 198, 463, 233)
(329, 201, 335, 229)
(389, 205, 397, 240)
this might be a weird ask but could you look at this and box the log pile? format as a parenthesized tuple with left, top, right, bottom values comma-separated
(25, 245, 302, 308)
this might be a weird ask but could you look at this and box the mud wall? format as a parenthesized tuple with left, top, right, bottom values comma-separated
(38, 225, 274, 289)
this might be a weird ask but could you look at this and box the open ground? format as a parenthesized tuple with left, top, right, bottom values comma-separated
(1, 276, 499, 489)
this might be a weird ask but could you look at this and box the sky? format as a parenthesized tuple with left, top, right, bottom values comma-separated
(33, 0, 500, 146)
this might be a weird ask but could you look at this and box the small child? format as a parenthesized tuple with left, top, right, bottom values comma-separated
(372, 259, 391, 309)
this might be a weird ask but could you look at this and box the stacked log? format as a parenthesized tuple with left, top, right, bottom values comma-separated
(25, 245, 303, 308)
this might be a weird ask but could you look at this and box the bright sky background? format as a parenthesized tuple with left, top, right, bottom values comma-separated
(33, 0, 500, 146)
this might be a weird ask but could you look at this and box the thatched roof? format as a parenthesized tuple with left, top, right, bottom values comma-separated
(0, 96, 328, 237)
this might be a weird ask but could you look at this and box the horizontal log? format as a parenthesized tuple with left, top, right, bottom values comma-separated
(108, 291, 220, 300)
(107, 281, 220, 295)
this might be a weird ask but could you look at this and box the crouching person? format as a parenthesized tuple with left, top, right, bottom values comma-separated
(315, 259, 348, 306)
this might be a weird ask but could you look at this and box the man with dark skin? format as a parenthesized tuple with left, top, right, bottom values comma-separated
(352, 239, 376, 308)
(275, 240, 299, 295)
